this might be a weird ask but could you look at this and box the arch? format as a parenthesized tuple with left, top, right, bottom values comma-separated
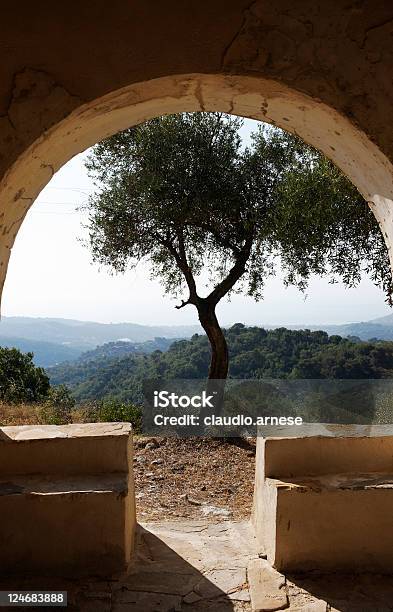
(1, 73, 393, 303)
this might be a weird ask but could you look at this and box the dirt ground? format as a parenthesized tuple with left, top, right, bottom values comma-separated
(133, 437, 256, 522)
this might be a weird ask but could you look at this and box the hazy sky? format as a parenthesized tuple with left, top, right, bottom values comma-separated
(2, 119, 391, 327)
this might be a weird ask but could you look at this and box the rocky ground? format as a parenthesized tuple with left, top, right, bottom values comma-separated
(133, 437, 256, 522)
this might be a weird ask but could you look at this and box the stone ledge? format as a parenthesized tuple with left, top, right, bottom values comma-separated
(258, 423, 393, 439)
(257, 430, 393, 480)
(0, 422, 132, 441)
(0, 422, 134, 477)
(253, 432, 393, 573)
(273, 471, 393, 492)
(0, 473, 129, 496)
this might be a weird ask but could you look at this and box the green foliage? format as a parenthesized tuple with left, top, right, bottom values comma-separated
(0, 347, 50, 403)
(47, 384, 76, 409)
(35, 386, 141, 430)
(0, 346, 142, 428)
(96, 398, 142, 432)
(85, 112, 392, 305)
(49, 326, 393, 405)
(38, 384, 75, 425)
(79, 338, 175, 362)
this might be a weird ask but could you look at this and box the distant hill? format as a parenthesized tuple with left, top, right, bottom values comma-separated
(77, 337, 176, 363)
(0, 318, 199, 367)
(0, 336, 82, 367)
(0, 317, 200, 350)
(0, 335, 178, 368)
(3, 315, 393, 347)
(366, 313, 393, 327)
(295, 322, 393, 341)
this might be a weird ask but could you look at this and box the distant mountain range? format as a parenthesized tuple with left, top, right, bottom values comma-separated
(0, 317, 201, 366)
(287, 313, 393, 342)
(0, 317, 201, 347)
(351, 313, 393, 326)
(0, 336, 82, 366)
(1, 314, 393, 367)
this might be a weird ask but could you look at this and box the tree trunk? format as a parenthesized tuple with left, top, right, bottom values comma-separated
(198, 303, 228, 379)
(197, 301, 228, 421)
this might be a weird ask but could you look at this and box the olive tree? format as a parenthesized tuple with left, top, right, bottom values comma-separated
(84, 112, 392, 388)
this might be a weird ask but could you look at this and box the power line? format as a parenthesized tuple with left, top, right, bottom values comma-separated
(44, 186, 92, 193)
(28, 203, 89, 216)
(34, 200, 80, 206)
(31, 198, 89, 213)
(30, 212, 81, 215)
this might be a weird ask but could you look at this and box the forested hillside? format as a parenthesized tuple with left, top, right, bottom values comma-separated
(77, 338, 176, 362)
(48, 325, 393, 403)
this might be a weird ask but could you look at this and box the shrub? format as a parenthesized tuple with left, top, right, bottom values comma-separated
(97, 398, 142, 432)
(0, 348, 50, 403)
(38, 384, 75, 425)
(71, 401, 100, 424)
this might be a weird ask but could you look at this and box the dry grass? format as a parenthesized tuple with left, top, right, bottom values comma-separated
(0, 402, 96, 427)
(0, 402, 43, 426)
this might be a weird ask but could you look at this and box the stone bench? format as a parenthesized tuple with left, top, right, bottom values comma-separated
(252, 425, 393, 572)
(0, 423, 136, 577)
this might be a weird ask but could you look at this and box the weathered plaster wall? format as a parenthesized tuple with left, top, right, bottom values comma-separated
(0, 1, 393, 299)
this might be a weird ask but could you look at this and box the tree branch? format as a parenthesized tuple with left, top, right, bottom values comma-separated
(175, 298, 192, 310)
(174, 228, 199, 301)
(186, 219, 241, 256)
(207, 234, 254, 305)
(153, 228, 200, 307)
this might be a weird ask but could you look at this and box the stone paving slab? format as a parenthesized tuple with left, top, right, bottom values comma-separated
(1, 520, 393, 610)
(248, 558, 288, 611)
